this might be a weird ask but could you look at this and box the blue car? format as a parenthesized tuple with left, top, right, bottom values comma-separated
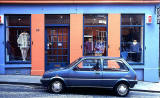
(41, 56, 137, 97)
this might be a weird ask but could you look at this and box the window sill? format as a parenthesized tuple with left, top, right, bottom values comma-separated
(6, 61, 31, 64)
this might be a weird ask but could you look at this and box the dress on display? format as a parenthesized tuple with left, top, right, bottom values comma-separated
(95, 41, 105, 54)
(17, 32, 30, 61)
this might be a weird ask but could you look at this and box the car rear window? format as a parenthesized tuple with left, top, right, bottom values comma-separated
(103, 59, 128, 71)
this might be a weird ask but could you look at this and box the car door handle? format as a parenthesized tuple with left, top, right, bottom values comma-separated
(95, 72, 100, 74)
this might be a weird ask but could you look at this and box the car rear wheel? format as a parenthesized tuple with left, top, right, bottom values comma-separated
(49, 80, 64, 94)
(114, 83, 129, 97)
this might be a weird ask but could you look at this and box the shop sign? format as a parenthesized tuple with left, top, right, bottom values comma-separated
(146, 15, 152, 24)
(0, 15, 4, 24)
(157, 7, 160, 24)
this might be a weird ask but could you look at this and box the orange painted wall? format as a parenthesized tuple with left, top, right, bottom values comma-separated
(108, 14, 121, 57)
(70, 14, 83, 63)
(31, 14, 45, 76)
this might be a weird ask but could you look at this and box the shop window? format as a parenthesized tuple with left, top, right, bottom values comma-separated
(84, 15, 107, 25)
(45, 15, 70, 25)
(5, 15, 31, 63)
(83, 14, 107, 56)
(121, 14, 144, 64)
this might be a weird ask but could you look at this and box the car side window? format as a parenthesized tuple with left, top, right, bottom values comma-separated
(103, 59, 128, 71)
(75, 59, 101, 71)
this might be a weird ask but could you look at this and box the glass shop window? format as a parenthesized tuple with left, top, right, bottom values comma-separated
(121, 14, 144, 64)
(45, 15, 70, 24)
(5, 15, 31, 63)
(83, 14, 107, 56)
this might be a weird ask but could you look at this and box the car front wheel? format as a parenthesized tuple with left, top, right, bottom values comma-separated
(114, 83, 129, 97)
(49, 80, 64, 94)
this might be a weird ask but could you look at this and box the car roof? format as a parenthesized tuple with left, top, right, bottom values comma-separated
(80, 56, 122, 59)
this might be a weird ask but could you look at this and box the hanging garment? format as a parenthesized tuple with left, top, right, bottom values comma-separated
(95, 41, 105, 54)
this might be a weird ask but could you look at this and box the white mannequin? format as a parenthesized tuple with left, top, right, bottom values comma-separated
(17, 31, 30, 61)
(133, 40, 138, 45)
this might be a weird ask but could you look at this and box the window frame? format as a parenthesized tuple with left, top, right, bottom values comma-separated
(83, 14, 108, 56)
(5, 14, 31, 64)
(120, 14, 145, 65)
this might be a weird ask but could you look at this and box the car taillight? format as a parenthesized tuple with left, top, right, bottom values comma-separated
(134, 75, 137, 80)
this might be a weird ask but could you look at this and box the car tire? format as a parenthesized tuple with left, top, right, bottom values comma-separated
(49, 80, 64, 94)
(114, 83, 129, 97)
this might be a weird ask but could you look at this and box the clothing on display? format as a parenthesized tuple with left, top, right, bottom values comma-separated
(95, 41, 105, 54)
(17, 32, 30, 61)
(130, 42, 141, 52)
(85, 41, 93, 54)
(129, 41, 141, 62)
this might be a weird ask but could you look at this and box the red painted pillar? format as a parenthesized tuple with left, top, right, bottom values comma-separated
(108, 14, 121, 57)
(70, 14, 83, 63)
(31, 14, 45, 76)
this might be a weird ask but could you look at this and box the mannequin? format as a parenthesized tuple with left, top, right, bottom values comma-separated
(130, 40, 141, 62)
(131, 40, 140, 53)
(17, 31, 30, 61)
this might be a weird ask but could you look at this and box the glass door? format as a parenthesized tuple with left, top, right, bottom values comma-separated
(45, 27, 70, 71)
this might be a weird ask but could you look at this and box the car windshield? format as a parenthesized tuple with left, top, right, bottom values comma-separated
(65, 58, 82, 68)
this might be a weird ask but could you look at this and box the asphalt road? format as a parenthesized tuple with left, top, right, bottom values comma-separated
(0, 84, 160, 98)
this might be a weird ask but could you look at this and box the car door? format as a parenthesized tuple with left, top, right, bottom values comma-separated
(68, 58, 102, 87)
(101, 59, 129, 87)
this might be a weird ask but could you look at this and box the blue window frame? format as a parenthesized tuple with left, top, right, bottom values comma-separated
(83, 14, 108, 56)
(120, 14, 145, 65)
(5, 14, 31, 64)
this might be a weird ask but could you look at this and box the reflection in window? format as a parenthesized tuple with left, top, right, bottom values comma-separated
(121, 15, 144, 25)
(103, 59, 128, 71)
(76, 59, 101, 71)
(121, 14, 144, 63)
(5, 15, 31, 63)
(84, 15, 107, 25)
(84, 15, 107, 56)
(45, 15, 70, 24)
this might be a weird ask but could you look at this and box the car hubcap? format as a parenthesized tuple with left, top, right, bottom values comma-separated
(52, 81, 62, 93)
(117, 84, 128, 96)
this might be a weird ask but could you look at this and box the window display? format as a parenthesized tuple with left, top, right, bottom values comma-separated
(17, 31, 30, 61)
(121, 14, 144, 63)
(84, 15, 107, 56)
(5, 15, 31, 63)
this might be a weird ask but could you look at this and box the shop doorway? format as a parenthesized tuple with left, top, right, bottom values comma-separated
(45, 27, 70, 71)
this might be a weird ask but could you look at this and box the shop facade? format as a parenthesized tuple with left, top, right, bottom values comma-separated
(0, 1, 160, 82)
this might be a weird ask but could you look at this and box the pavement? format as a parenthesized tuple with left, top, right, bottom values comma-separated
(0, 75, 160, 93)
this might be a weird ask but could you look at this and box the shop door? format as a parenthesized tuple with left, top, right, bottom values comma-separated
(45, 27, 70, 71)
